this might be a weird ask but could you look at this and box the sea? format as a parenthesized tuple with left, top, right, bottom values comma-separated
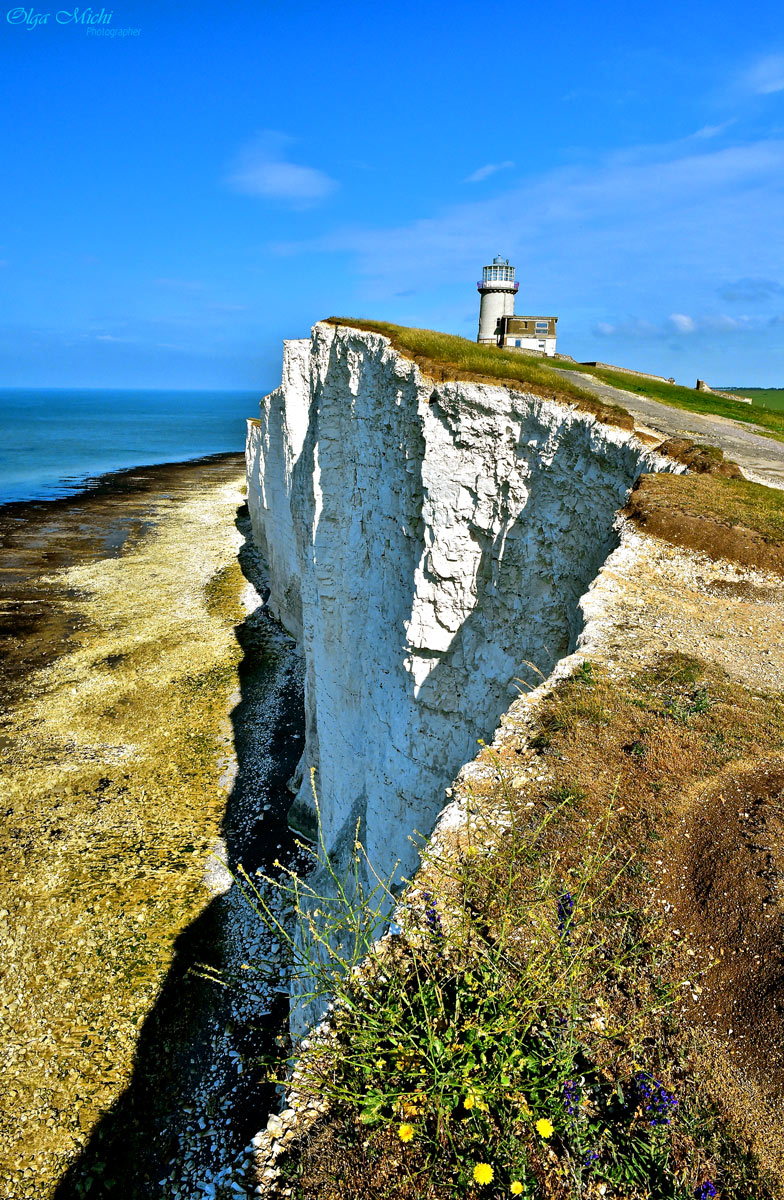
(0, 387, 265, 505)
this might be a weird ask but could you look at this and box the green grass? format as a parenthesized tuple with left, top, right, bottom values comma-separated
(719, 388, 784, 414)
(555, 363, 784, 443)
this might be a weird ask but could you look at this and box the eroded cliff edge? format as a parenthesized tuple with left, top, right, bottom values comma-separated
(245, 321, 679, 886)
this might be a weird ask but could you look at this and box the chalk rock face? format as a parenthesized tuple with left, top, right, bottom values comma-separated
(246, 322, 676, 883)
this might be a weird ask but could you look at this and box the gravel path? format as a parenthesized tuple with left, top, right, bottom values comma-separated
(553, 369, 784, 489)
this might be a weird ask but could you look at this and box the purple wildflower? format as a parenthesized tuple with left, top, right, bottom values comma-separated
(698, 1183, 717, 1200)
(422, 891, 444, 954)
(557, 891, 574, 941)
(563, 1078, 579, 1118)
(635, 1072, 678, 1127)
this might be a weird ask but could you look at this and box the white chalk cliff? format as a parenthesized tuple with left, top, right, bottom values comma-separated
(246, 322, 678, 889)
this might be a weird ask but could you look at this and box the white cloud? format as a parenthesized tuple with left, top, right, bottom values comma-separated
(691, 120, 735, 139)
(464, 161, 515, 184)
(595, 318, 660, 338)
(596, 313, 755, 340)
(703, 314, 744, 331)
(272, 137, 784, 314)
(227, 132, 337, 207)
(741, 53, 784, 95)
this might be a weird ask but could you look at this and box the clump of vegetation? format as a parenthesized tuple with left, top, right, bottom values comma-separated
(653, 438, 742, 479)
(625, 472, 784, 573)
(241, 652, 784, 1198)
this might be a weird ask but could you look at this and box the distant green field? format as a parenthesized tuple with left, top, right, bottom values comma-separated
(719, 388, 784, 413)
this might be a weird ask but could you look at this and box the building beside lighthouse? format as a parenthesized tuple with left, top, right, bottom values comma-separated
(476, 256, 558, 357)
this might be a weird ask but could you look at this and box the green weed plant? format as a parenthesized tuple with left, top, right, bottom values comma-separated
(233, 769, 772, 1199)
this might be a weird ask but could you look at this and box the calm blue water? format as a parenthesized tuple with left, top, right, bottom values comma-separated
(0, 388, 264, 505)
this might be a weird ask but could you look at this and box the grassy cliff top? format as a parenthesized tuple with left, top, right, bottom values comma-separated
(720, 388, 784, 413)
(324, 318, 634, 432)
(325, 317, 784, 574)
(325, 317, 784, 445)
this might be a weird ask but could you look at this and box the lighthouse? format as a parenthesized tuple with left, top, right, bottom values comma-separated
(476, 256, 519, 343)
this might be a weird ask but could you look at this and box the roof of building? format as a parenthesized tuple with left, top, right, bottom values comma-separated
(502, 314, 558, 323)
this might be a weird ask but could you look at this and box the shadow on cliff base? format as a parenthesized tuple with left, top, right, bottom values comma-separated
(54, 504, 305, 1199)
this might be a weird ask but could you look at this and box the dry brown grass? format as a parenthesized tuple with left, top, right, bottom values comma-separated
(625, 473, 784, 574)
(463, 655, 784, 1189)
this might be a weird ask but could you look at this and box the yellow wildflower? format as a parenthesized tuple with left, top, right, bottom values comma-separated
(473, 1163, 494, 1185)
(511, 1185, 524, 1196)
(535, 1117, 554, 1138)
(398, 1122, 414, 1143)
(463, 1093, 475, 1110)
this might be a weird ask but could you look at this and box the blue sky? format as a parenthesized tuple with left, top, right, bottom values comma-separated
(2, 0, 784, 389)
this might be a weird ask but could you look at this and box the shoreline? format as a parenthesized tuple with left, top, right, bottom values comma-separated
(0, 453, 305, 1198)
(0, 449, 246, 516)
(0, 452, 245, 708)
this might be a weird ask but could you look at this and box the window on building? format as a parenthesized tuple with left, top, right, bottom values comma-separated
(538, 341, 546, 350)
(515, 339, 522, 347)
(535, 321, 549, 333)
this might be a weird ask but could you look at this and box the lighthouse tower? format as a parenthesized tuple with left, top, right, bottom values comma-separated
(477, 255, 519, 343)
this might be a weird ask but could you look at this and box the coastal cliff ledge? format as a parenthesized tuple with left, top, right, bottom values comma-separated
(244, 321, 784, 1199)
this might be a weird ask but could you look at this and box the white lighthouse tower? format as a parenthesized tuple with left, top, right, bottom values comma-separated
(476, 255, 519, 343)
